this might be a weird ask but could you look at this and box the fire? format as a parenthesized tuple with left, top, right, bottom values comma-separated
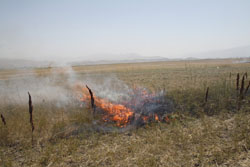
(75, 84, 172, 127)
(79, 86, 134, 127)
(142, 116, 149, 122)
(165, 116, 169, 122)
(155, 114, 159, 121)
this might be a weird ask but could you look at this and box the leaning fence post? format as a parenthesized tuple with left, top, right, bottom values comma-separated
(86, 85, 96, 114)
(1, 114, 6, 126)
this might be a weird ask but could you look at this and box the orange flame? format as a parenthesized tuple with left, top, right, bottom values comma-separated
(165, 116, 170, 122)
(79, 86, 134, 127)
(75, 84, 171, 127)
(142, 116, 149, 122)
(155, 114, 159, 121)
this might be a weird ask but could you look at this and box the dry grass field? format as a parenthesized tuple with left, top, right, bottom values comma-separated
(0, 59, 250, 167)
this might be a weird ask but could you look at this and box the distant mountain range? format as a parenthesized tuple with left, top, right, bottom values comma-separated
(186, 45, 250, 59)
(0, 45, 250, 69)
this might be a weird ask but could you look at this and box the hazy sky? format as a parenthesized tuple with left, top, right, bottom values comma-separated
(0, 0, 250, 61)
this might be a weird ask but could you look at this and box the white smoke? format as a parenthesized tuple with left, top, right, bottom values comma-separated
(0, 65, 133, 107)
(0, 66, 77, 107)
(81, 73, 133, 103)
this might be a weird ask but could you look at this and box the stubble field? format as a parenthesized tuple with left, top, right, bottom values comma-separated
(0, 59, 250, 167)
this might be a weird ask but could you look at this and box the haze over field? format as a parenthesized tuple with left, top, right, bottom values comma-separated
(2, 2, 250, 166)
(0, 0, 250, 64)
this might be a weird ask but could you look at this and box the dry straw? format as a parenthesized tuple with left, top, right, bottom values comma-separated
(244, 72, 248, 79)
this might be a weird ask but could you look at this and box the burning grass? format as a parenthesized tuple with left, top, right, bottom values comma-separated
(1, 59, 250, 166)
(77, 85, 173, 128)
